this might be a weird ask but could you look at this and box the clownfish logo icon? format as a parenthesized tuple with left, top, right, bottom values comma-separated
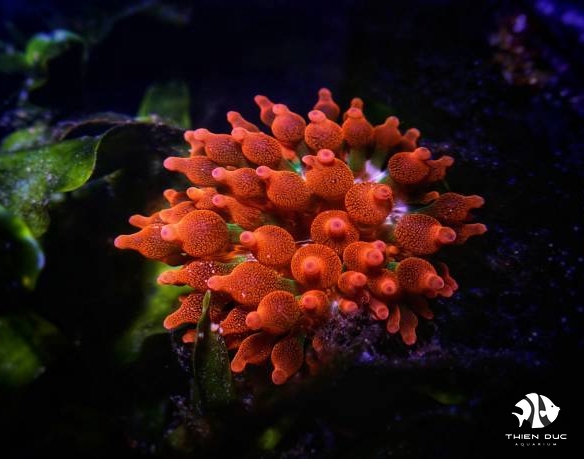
(512, 393, 560, 428)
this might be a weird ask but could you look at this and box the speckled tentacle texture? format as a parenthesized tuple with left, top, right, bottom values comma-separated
(115, 88, 486, 384)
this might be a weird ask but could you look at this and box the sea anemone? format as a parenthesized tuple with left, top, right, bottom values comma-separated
(114, 88, 486, 384)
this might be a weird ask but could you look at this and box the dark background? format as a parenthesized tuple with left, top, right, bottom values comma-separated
(1, 0, 583, 458)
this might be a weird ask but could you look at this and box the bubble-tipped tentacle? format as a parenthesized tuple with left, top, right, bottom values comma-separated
(254, 95, 276, 126)
(345, 182, 394, 227)
(186, 187, 218, 210)
(395, 257, 444, 296)
(191, 128, 246, 167)
(231, 128, 283, 169)
(342, 107, 374, 149)
(163, 292, 223, 330)
(291, 244, 343, 289)
(343, 241, 387, 274)
(163, 189, 189, 206)
(271, 104, 307, 146)
(387, 148, 432, 186)
(114, 224, 182, 260)
(220, 306, 252, 336)
(211, 167, 266, 202)
(245, 290, 302, 335)
(239, 225, 296, 267)
(183, 131, 205, 156)
(207, 261, 297, 308)
(304, 110, 343, 152)
(270, 333, 305, 384)
(310, 210, 359, 256)
(159, 201, 197, 224)
(368, 295, 390, 320)
(373, 116, 403, 153)
(337, 271, 368, 297)
(227, 111, 260, 132)
(230, 332, 276, 372)
(398, 305, 419, 345)
(421, 192, 485, 225)
(160, 210, 229, 257)
(163, 155, 220, 187)
(303, 149, 353, 201)
(128, 212, 162, 228)
(298, 290, 330, 323)
(211, 194, 265, 230)
(451, 223, 488, 244)
(157, 259, 242, 291)
(256, 166, 312, 212)
(313, 88, 340, 121)
(394, 214, 456, 255)
(367, 269, 400, 300)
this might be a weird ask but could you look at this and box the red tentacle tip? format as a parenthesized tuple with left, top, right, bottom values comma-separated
(316, 149, 336, 165)
(160, 224, 178, 242)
